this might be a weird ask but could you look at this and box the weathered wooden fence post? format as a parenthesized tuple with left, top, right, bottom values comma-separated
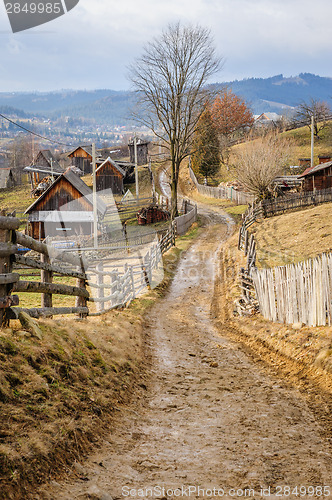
(40, 253, 53, 310)
(75, 251, 88, 319)
(0, 213, 20, 327)
(96, 262, 104, 313)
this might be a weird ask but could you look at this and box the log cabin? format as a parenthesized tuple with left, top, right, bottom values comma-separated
(299, 160, 332, 192)
(25, 169, 107, 240)
(95, 157, 125, 194)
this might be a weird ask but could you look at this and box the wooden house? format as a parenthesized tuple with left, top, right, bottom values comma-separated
(299, 160, 332, 192)
(95, 157, 125, 194)
(128, 138, 149, 166)
(25, 169, 107, 240)
(67, 146, 103, 175)
(0, 168, 16, 190)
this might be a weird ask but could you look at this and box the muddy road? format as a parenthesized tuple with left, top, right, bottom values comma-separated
(41, 207, 332, 500)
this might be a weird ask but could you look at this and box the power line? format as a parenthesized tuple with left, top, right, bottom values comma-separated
(0, 112, 72, 147)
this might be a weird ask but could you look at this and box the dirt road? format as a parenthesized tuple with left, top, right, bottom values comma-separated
(41, 207, 332, 500)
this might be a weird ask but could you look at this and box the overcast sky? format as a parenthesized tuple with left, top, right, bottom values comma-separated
(0, 0, 331, 92)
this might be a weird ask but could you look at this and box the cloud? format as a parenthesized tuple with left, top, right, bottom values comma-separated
(0, 0, 331, 91)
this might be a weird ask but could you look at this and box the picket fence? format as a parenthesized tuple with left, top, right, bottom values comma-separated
(251, 254, 332, 327)
(189, 166, 255, 205)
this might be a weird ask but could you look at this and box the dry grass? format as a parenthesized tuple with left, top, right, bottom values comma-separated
(251, 202, 332, 268)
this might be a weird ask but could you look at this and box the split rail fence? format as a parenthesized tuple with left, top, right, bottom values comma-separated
(0, 199, 197, 326)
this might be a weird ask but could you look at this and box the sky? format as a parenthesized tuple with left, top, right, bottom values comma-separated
(0, 0, 331, 92)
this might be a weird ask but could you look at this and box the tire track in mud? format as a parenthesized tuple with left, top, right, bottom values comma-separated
(41, 206, 332, 500)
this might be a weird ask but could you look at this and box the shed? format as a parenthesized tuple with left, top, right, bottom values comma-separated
(299, 160, 332, 192)
(128, 138, 149, 166)
(96, 157, 125, 194)
(67, 146, 102, 175)
(0, 168, 16, 190)
(25, 169, 107, 240)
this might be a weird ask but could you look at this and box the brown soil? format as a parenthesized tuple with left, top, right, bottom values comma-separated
(38, 204, 332, 500)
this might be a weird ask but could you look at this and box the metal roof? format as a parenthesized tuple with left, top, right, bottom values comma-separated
(299, 160, 332, 178)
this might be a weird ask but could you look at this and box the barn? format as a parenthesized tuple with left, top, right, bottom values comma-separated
(96, 157, 125, 194)
(299, 160, 332, 192)
(67, 146, 102, 175)
(25, 169, 107, 240)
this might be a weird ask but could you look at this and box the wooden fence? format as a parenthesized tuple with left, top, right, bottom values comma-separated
(174, 201, 198, 235)
(262, 188, 332, 217)
(0, 213, 177, 326)
(189, 166, 255, 205)
(237, 192, 332, 326)
(251, 254, 332, 327)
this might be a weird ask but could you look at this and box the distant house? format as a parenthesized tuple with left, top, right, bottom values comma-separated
(25, 169, 107, 240)
(299, 160, 332, 192)
(128, 138, 149, 166)
(253, 113, 280, 127)
(96, 157, 125, 194)
(0, 168, 16, 190)
(67, 145, 103, 175)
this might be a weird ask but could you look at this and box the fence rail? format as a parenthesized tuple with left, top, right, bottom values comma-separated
(189, 166, 255, 205)
(0, 213, 178, 326)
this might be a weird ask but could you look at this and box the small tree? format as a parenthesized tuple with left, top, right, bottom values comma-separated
(191, 108, 220, 184)
(128, 22, 222, 217)
(211, 89, 254, 163)
(294, 98, 331, 138)
(233, 134, 293, 199)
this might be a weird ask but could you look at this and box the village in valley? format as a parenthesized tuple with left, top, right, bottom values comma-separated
(1, 11, 332, 500)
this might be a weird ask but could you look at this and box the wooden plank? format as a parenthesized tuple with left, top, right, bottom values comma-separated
(11, 307, 89, 319)
(0, 242, 17, 257)
(0, 216, 20, 231)
(13, 254, 87, 280)
(0, 273, 19, 285)
(13, 280, 89, 298)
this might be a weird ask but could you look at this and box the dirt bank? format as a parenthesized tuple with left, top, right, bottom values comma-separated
(40, 206, 332, 500)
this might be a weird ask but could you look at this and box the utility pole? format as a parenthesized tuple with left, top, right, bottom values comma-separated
(311, 114, 314, 170)
(134, 135, 139, 199)
(92, 143, 98, 248)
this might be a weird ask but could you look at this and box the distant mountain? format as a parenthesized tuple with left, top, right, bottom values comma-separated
(216, 73, 332, 114)
(0, 73, 331, 124)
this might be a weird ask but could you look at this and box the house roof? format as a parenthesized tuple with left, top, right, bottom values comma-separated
(32, 150, 63, 173)
(96, 157, 126, 177)
(25, 169, 107, 216)
(0, 168, 14, 188)
(299, 160, 332, 178)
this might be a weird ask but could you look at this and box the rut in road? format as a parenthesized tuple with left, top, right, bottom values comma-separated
(41, 209, 332, 500)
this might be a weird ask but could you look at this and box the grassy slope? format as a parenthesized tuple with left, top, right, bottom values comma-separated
(251, 202, 332, 268)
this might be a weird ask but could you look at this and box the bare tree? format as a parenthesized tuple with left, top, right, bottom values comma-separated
(233, 134, 294, 199)
(294, 98, 331, 138)
(128, 22, 222, 217)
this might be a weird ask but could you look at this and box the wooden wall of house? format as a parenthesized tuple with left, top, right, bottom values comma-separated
(29, 221, 93, 240)
(96, 163, 124, 194)
(32, 177, 92, 212)
(69, 149, 92, 174)
(304, 167, 332, 191)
